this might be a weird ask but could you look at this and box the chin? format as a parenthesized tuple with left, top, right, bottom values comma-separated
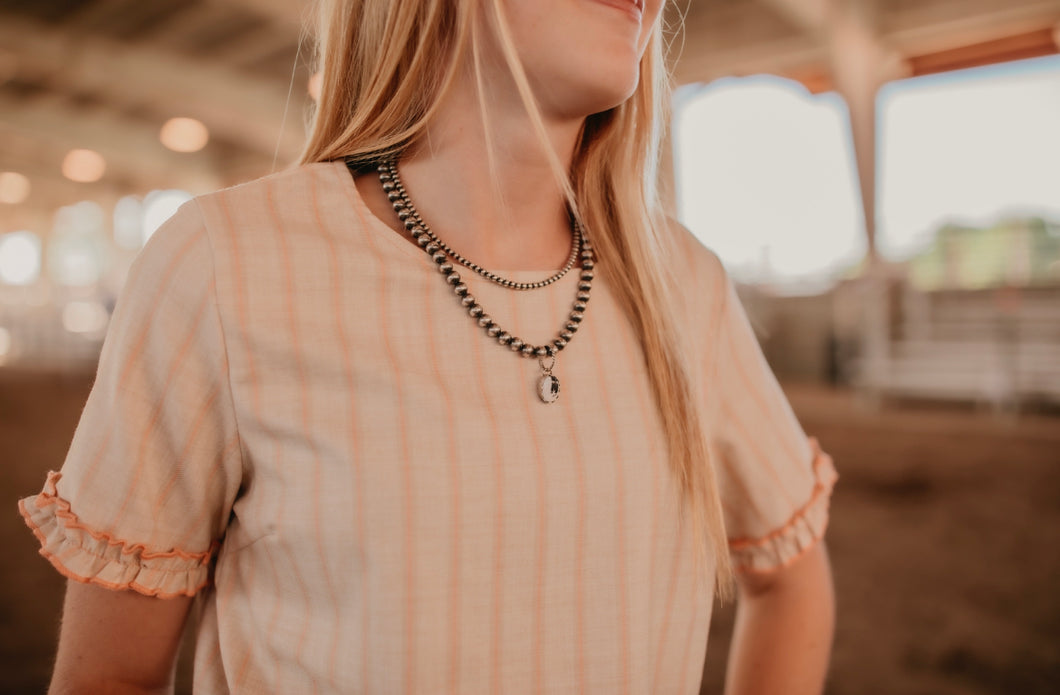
(539, 64, 642, 119)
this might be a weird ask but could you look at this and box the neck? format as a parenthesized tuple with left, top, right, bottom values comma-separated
(357, 73, 585, 271)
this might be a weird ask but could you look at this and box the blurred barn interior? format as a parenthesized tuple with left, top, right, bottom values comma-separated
(2, 1, 1059, 693)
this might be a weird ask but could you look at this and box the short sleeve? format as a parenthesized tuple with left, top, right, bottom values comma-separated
(706, 270, 837, 574)
(18, 201, 243, 597)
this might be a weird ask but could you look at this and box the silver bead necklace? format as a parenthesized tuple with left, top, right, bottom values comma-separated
(371, 158, 595, 403)
(381, 159, 582, 290)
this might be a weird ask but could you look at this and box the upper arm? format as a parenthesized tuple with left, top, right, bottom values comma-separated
(735, 540, 834, 599)
(50, 581, 192, 694)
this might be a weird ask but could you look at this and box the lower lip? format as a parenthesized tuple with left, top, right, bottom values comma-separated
(590, 0, 642, 21)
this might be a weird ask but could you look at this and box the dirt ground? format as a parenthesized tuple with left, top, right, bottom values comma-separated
(2, 370, 1058, 694)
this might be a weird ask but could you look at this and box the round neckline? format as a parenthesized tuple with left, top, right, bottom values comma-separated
(330, 160, 583, 280)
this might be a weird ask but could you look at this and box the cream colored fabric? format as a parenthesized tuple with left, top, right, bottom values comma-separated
(21, 161, 836, 694)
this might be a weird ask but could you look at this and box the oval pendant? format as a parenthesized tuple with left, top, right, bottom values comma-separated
(538, 374, 560, 403)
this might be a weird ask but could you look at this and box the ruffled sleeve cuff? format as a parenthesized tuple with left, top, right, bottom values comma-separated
(728, 438, 838, 574)
(18, 471, 216, 598)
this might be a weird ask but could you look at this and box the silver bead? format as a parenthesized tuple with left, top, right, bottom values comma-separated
(488, 325, 501, 337)
(577, 291, 591, 301)
(570, 311, 583, 322)
(469, 305, 483, 318)
(573, 301, 587, 312)
(510, 338, 524, 351)
(454, 284, 469, 296)
(498, 332, 512, 345)
(417, 235, 432, 247)
(439, 262, 454, 273)
(446, 272, 461, 284)
(461, 295, 475, 307)
(520, 344, 535, 356)
(560, 330, 574, 341)
(432, 252, 447, 264)
(535, 346, 548, 357)
(425, 242, 440, 255)
(382, 181, 395, 191)
(478, 315, 493, 327)
(565, 322, 578, 332)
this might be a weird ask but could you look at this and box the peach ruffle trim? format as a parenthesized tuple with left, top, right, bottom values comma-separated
(727, 437, 838, 575)
(18, 471, 217, 598)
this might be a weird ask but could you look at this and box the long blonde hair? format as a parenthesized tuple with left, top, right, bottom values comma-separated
(299, 0, 732, 594)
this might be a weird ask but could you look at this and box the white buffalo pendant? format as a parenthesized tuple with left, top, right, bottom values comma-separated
(538, 374, 560, 403)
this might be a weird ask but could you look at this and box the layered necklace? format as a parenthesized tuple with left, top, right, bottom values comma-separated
(369, 158, 595, 403)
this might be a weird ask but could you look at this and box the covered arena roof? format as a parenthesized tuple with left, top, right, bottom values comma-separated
(1, 0, 1059, 246)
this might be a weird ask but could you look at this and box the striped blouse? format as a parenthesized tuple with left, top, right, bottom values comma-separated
(20, 160, 836, 694)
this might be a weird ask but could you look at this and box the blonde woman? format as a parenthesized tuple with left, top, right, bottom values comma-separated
(21, 0, 837, 692)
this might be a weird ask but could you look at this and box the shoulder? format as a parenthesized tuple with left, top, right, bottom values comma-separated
(131, 161, 350, 295)
(191, 160, 346, 234)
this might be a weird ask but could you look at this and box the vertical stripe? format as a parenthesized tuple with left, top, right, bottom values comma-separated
(585, 297, 632, 693)
(313, 165, 363, 686)
(611, 298, 665, 684)
(676, 581, 703, 694)
(504, 289, 548, 694)
(215, 191, 282, 691)
(455, 275, 508, 695)
(330, 162, 373, 693)
(263, 180, 317, 693)
(346, 179, 417, 695)
(651, 510, 687, 693)
(422, 253, 463, 694)
(275, 174, 340, 690)
(544, 283, 588, 693)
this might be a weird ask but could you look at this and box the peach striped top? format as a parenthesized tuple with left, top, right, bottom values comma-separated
(20, 161, 836, 694)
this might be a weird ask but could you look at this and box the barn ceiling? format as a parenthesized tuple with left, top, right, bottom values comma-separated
(1, 0, 1058, 238)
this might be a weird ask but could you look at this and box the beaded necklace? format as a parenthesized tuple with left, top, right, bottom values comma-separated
(369, 158, 596, 404)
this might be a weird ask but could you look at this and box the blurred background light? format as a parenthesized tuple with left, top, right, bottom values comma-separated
(160, 117, 210, 153)
(61, 149, 106, 183)
(61, 300, 109, 335)
(0, 172, 31, 204)
(47, 201, 107, 286)
(0, 231, 42, 286)
(142, 190, 193, 243)
(113, 195, 145, 250)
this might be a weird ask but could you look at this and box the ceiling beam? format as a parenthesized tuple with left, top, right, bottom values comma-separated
(221, 0, 311, 27)
(756, 0, 830, 33)
(673, 34, 827, 84)
(883, 0, 1060, 56)
(0, 15, 308, 163)
(0, 95, 231, 193)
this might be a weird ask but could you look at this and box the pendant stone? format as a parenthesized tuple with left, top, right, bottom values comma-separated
(538, 374, 560, 403)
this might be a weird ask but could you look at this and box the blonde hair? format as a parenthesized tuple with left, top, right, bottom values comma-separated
(299, 0, 732, 594)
